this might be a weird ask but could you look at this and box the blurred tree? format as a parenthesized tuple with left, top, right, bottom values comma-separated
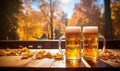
(17, 11, 43, 40)
(40, 0, 66, 39)
(17, 0, 66, 40)
(69, 0, 104, 33)
(40, 0, 52, 39)
(50, 0, 54, 39)
(0, 0, 23, 40)
(40, 0, 58, 39)
(111, 0, 120, 39)
(17, 0, 46, 40)
(61, 13, 68, 26)
(54, 29, 62, 39)
(104, 0, 113, 39)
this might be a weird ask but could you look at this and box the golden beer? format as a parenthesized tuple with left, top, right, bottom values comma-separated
(66, 26, 81, 60)
(83, 26, 98, 60)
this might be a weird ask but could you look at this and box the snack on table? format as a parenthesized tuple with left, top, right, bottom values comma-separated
(99, 50, 115, 60)
(0, 48, 64, 60)
(7, 49, 17, 56)
(0, 49, 17, 56)
(21, 51, 34, 59)
(35, 50, 46, 59)
(17, 47, 29, 54)
(45, 51, 53, 58)
(53, 53, 64, 60)
(99, 49, 120, 63)
(0, 50, 9, 56)
(35, 50, 64, 60)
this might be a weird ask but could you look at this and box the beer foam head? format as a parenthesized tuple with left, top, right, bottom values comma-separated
(66, 26, 81, 33)
(83, 26, 98, 33)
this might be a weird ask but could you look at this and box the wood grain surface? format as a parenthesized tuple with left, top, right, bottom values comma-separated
(0, 49, 120, 68)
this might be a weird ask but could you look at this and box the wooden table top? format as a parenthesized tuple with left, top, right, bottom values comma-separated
(0, 49, 120, 68)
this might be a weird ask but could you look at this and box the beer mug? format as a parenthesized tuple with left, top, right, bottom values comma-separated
(82, 26, 106, 60)
(58, 26, 82, 61)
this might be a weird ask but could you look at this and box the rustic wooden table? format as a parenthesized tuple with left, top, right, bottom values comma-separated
(0, 49, 120, 68)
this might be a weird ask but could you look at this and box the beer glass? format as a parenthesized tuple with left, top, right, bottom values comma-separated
(59, 26, 81, 61)
(82, 26, 106, 60)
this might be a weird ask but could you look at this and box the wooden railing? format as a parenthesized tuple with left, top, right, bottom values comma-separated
(0, 40, 120, 49)
(0, 40, 65, 49)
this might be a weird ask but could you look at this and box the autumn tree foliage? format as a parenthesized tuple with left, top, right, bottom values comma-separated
(1, 0, 120, 40)
(17, 0, 66, 40)
(111, 0, 120, 39)
(17, 12, 44, 40)
(69, 0, 104, 33)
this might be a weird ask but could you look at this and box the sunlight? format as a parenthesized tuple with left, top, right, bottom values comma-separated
(61, 0, 70, 4)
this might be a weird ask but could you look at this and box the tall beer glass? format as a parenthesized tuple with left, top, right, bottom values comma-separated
(83, 26, 106, 60)
(59, 26, 81, 60)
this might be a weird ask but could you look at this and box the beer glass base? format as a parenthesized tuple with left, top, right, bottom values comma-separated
(83, 57, 98, 61)
(66, 59, 84, 67)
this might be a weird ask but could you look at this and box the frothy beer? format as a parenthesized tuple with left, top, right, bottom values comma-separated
(83, 26, 98, 60)
(66, 26, 81, 60)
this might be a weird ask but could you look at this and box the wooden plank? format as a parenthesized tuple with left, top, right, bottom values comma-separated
(0, 49, 62, 68)
(0, 56, 55, 68)
(85, 59, 113, 67)
(100, 59, 120, 67)
(50, 58, 66, 68)
(100, 49, 120, 67)
(0, 49, 119, 68)
(0, 40, 65, 49)
(1, 40, 120, 49)
(0, 56, 32, 67)
(25, 59, 54, 67)
(51, 57, 86, 68)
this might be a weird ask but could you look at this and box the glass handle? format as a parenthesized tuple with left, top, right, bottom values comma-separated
(58, 36, 65, 54)
(99, 35, 106, 54)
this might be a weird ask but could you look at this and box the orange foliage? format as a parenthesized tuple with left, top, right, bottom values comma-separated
(68, 12, 88, 26)
(17, 0, 66, 40)
(17, 12, 45, 40)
